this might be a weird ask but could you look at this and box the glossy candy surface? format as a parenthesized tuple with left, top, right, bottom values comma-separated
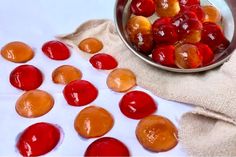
(179, 0, 200, 6)
(10, 65, 43, 91)
(74, 106, 114, 138)
(181, 5, 205, 22)
(131, 0, 156, 17)
(152, 18, 178, 44)
(89, 53, 118, 70)
(107, 68, 136, 92)
(202, 5, 221, 23)
(155, 0, 181, 17)
(63, 80, 98, 106)
(52, 65, 82, 85)
(17, 122, 60, 157)
(119, 91, 157, 119)
(42, 40, 70, 60)
(16, 90, 54, 118)
(152, 45, 175, 66)
(196, 43, 214, 65)
(175, 44, 202, 69)
(136, 115, 178, 152)
(1, 41, 34, 63)
(84, 137, 130, 156)
(78, 38, 103, 54)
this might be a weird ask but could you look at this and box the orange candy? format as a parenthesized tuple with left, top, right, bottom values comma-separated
(155, 0, 180, 17)
(74, 106, 114, 138)
(1, 41, 34, 63)
(136, 115, 178, 152)
(203, 5, 221, 23)
(106, 68, 136, 93)
(52, 65, 82, 85)
(78, 38, 103, 54)
(16, 90, 54, 118)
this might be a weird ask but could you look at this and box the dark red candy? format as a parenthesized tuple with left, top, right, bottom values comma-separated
(17, 122, 60, 157)
(181, 5, 205, 22)
(133, 30, 154, 55)
(84, 137, 130, 156)
(152, 45, 175, 67)
(172, 11, 198, 28)
(10, 65, 43, 91)
(119, 90, 157, 119)
(178, 18, 202, 35)
(42, 40, 70, 60)
(201, 22, 229, 52)
(196, 43, 214, 65)
(179, 0, 200, 6)
(152, 18, 178, 44)
(131, 0, 155, 17)
(89, 53, 118, 70)
(63, 80, 98, 106)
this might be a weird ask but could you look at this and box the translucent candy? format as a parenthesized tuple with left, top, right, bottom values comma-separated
(175, 44, 202, 69)
(203, 5, 221, 23)
(152, 45, 175, 67)
(106, 68, 136, 93)
(155, 0, 180, 17)
(196, 43, 214, 65)
(17, 122, 60, 156)
(79, 38, 103, 54)
(1, 41, 34, 63)
(52, 65, 82, 85)
(131, 0, 156, 17)
(16, 90, 54, 118)
(89, 53, 118, 70)
(74, 106, 114, 138)
(85, 137, 130, 156)
(136, 115, 178, 152)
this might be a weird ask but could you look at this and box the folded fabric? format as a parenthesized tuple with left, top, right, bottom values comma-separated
(57, 19, 236, 156)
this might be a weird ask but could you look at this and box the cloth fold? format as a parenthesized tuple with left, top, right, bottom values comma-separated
(57, 19, 236, 156)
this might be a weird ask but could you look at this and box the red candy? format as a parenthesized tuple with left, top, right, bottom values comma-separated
(172, 11, 198, 28)
(181, 5, 205, 22)
(10, 65, 43, 91)
(63, 80, 98, 106)
(131, 0, 155, 17)
(89, 53, 118, 70)
(152, 18, 178, 44)
(196, 43, 214, 65)
(119, 90, 157, 119)
(84, 137, 130, 156)
(201, 22, 229, 52)
(178, 18, 202, 35)
(42, 40, 70, 60)
(17, 122, 60, 157)
(179, 0, 200, 6)
(152, 45, 175, 67)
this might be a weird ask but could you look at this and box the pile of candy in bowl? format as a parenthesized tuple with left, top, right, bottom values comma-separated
(126, 0, 230, 69)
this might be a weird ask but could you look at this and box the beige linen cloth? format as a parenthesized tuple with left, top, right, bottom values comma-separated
(58, 19, 236, 156)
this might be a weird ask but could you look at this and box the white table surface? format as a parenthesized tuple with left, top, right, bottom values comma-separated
(0, 0, 192, 156)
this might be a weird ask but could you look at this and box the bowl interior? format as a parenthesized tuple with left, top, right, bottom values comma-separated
(115, 0, 236, 73)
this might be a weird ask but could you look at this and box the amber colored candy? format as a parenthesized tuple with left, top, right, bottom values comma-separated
(107, 68, 136, 93)
(136, 115, 178, 152)
(79, 38, 103, 54)
(131, 0, 156, 17)
(89, 53, 118, 70)
(74, 106, 114, 138)
(52, 65, 82, 85)
(63, 80, 98, 106)
(85, 137, 130, 156)
(17, 122, 60, 157)
(155, 0, 180, 17)
(1, 41, 34, 63)
(182, 30, 202, 43)
(42, 40, 70, 60)
(175, 44, 202, 69)
(16, 90, 54, 118)
(126, 16, 152, 42)
(202, 5, 221, 23)
(119, 91, 157, 119)
(10, 65, 43, 91)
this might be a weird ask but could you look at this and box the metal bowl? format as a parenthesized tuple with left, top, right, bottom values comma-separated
(114, 0, 236, 73)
